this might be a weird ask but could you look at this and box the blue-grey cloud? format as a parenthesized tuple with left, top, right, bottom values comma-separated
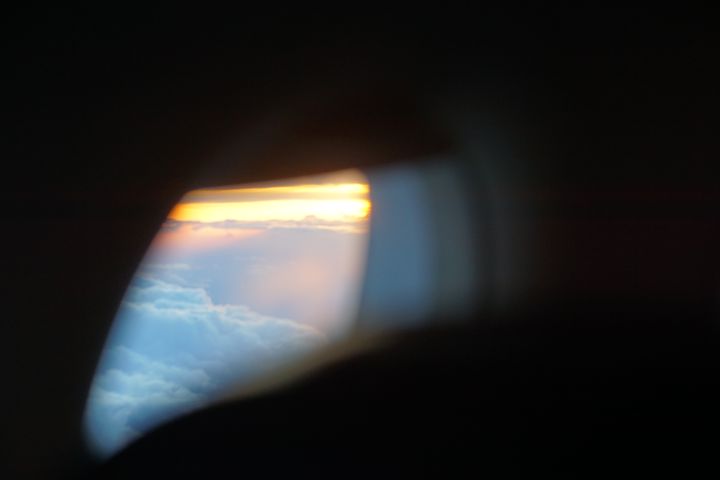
(85, 276, 325, 457)
(146, 227, 367, 332)
(85, 212, 367, 457)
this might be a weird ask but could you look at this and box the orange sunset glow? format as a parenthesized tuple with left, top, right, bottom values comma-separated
(168, 182, 371, 224)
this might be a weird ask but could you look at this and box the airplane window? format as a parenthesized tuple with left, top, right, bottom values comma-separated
(84, 169, 370, 458)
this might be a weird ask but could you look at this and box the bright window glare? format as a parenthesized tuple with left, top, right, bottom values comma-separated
(84, 170, 370, 458)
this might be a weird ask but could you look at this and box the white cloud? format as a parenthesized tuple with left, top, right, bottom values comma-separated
(85, 276, 326, 457)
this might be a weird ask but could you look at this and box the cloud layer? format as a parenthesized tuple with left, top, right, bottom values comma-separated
(85, 276, 325, 456)
(147, 224, 367, 334)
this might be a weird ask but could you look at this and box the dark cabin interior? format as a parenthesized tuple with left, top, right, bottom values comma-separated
(2, 7, 720, 478)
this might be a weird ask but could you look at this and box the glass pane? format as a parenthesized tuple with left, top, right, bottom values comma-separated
(84, 169, 370, 457)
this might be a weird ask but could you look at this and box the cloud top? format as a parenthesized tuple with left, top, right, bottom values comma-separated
(85, 276, 325, 457)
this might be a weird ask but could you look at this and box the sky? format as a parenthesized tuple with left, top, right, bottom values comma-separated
(84, 170, 370, 457)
